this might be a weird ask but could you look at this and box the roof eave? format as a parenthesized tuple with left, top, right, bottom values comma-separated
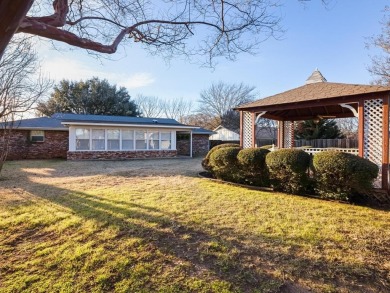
(12, 127, 68, 131)
(61, 121, 198, 130)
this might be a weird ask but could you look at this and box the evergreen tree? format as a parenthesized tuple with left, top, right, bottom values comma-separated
(37, 77, 140, 117)
(295, 119, 344, 140)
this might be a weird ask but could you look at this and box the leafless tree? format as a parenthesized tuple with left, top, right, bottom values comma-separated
(0, 0, 282, 66)
(135, 95, 164, 118)
(181, 113, 221, 130)
(368, 6, 390, 85)
(337, 117, 358, 139)
(255, 117, 277, 139)
(161, 98, 193, 123)
(198, 82, 256, 128)
(0, 36, 50, 172)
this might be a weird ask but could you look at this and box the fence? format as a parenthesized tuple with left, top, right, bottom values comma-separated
(294, 139, 358, 149)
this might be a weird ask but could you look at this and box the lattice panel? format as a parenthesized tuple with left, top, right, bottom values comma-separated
(283, 121, 293, 148)
(242, 112, 253, 148)
(364, 99, 383, 188)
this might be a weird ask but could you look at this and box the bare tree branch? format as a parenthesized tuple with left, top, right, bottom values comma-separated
(0, 0, 283, 67)
(0, 36, 52, 172)
(368, 6, 390, 85)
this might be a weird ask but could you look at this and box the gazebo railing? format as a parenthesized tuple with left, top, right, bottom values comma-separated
(268, 145, 359, 156)
(301, 148, 359, 156)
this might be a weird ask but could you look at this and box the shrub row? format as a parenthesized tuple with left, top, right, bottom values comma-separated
(203, 145, 379, 201)
(313, 151, 378, 201)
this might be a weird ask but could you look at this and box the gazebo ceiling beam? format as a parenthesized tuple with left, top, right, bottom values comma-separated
(323, 106, 329, 115)
(278, 112, 355, 122)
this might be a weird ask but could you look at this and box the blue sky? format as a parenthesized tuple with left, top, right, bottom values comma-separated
(37, 0, 388, 108)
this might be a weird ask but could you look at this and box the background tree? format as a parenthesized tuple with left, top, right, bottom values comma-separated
(337, 117, 358, 139)
(0, 0, 282, 66)
(256, 117, 277, 140)
(295, 119, 344, 140)
(181, 113, 220, 130)
(197, 82, 256, 129)
(368, 7, 390, 85)
(135, 95, 164, 118)
(220, 110, 240, 131)
(161, 98, 193, 123)
(36, 78, 140, 117)
(0, 36, 50, 172)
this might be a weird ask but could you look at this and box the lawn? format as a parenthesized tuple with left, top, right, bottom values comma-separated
(0, 158, 389, 293)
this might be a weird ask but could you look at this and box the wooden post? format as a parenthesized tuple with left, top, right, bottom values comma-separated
(239, 111, 243, 148)
(382, 95, 389, 190)
(290, 121, 295, 148)
(252, 112, 256, 148)
(358, 100, 364, 158)
(278, 121, 284, 148)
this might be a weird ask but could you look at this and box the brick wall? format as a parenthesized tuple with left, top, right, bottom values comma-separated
(2, 130, 68, 160)
(67, 150, 177, 160)
(177, 134, 210, 156)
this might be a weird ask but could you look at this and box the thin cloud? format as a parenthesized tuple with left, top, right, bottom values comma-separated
(120, 73, 155, 89)
(41, 57, 155, 89)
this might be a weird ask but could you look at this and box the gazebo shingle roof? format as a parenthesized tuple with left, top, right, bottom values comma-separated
(236, 82, 390, 110)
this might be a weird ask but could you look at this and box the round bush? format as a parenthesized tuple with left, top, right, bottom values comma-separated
(313, 151, 379, 201)
(265, 149, 311, 194)
(237, 148, 270, 186)
(202, 143, 240, 172)
(209, 146, 241, 182)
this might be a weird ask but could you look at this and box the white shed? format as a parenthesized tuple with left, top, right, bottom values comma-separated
(209, 125, 240, 141)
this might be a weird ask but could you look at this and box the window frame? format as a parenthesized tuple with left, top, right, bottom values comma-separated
(30, 130, 45, 142)
(71, 127, 175, 152)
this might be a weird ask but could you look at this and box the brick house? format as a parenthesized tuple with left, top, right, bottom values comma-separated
(2, 113, 213, 160)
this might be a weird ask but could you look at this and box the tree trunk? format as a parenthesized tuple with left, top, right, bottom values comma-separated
(0, 0, 34, 60)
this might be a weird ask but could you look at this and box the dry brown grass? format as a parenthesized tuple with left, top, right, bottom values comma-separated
(0, 158, 389, 293)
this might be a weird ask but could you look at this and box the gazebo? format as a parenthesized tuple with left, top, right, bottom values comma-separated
(235, 70, 390, 191)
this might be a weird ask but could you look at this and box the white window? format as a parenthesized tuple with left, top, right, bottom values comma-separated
(148, 131, 159, 150)
(122, 130, 134, 150)
(75, 128, 90, 150)
(92, 129, 105, 150)
(135, 130, 147, 150)
(107, 129, 120, 150)
(160, 132, 171, 150)
(30, 130, 44, 142)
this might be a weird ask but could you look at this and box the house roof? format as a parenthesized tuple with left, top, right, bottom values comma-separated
(52, 113, 187, 127)
(191, 128, 215, 135)
(213, 125, 240, 134)
(3, 117, 67, 130)
(235, 70, 390, 121)
(4, 113, 206, 131)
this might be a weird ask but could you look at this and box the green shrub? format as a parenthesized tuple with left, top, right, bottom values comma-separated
(265, 149, 311, 194)
(209, 147, 241, 182)
(202, 143, 240, 172)
(313, 151, 379, 201)
(237, 148, 270, 186)
(259, 145, 273, 150)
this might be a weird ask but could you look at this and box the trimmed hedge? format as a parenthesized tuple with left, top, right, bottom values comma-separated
(237, 148, 270, 186)
(209, 147, 241, 182)
(265, 149, 311, 194)
(313, 151, 379, 201)
(202, 143, 240, 172)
